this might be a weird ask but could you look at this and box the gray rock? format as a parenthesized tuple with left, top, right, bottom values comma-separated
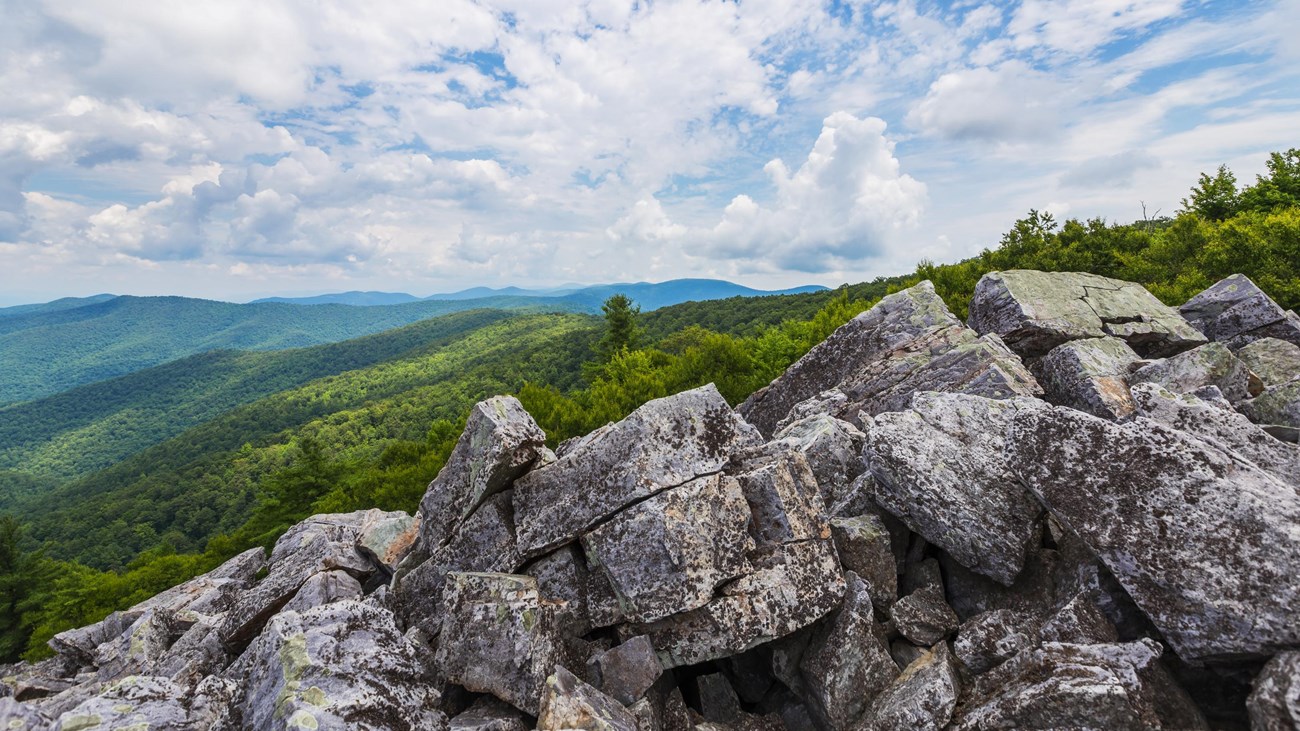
(449, 696, 530, 731)
(631, 539, 845, 668)
(435, 573, 563, 716)
(950, 640, 1187, 730)
(1248, 651, 1300, 731)
(865, 392, 1048, 585)
(1040, 591, 1119, 645)
(514, 385, 760, 558)
(1035, 336, 1140, 418)
(355, 511, 420, 572)
(741, 281, 1040, 436)
(155, 617, 228, 687)
(536, 666, 638, 731)
(416, 396, 545, 556)
(771, 414, 867, 508)
(1130, 341, 1258, 403)
(586, 636, 662, 706)
(773, 388, 849, 433)
(1009, 405, 1300, 662)
(1130, 382, 1300, 489)
(91, 611, 174, 683)
(1239, 379, 1300, 430)
(799, 573, 897, 729)
(939, 548, 1060, 624)
(891, 586, 959, 647)
(230, 600, 444, 730)
(1179, 273, 1300, 349)
(53, 676, 218, 730)
(953, 609, 1041, 676)
(861, 642, 960, 731)
(969, 269, 1208, 358)
(830, 514, 898, 609)
(524, 544, 592, 635)
(1236, 337, 1300, 387)
(582, 473, 753, 624)
(0, 698, 53, 730)
(729, 446, 828, 548)
(696, 673, 742, 724)
(280, 569, 363, 615)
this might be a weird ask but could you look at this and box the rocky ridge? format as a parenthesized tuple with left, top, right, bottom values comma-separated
(3, 270, 1299, 730)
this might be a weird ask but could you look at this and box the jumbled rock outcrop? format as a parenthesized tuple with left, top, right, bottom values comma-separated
(5, 270, 1298, 729)
(1179, 273, 1300, 349)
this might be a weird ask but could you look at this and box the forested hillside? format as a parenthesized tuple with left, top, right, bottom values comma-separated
(0, 149, 1296, 662)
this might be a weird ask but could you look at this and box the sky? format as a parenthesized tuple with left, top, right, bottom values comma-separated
(1, 0, 1297, 304)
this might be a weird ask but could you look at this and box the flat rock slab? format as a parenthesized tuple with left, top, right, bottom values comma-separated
(417, 396, 546, 556)
(435, 572, 564, 716)
(1179, 273, 1300, 349)
(582, 473, 753, 624)
(969, 269, 1206, 358)
(866, 392, 1048, 585)
(228, 600, 444, 731)
(1130, 341, 1257, 403)
(1010, 405, 1300, 663)
(1035, 336, 1140, 419)
(729, 445, 829, 548)
(53, 676, 225, 731)
(1236, 337, 1300, 387)
(514, 384, 760, 558)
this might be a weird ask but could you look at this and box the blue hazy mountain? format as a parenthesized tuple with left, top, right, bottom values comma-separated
(250, 291, 422, 306)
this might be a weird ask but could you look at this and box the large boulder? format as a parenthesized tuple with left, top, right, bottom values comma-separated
(1179, 273, 1300, 349)
(513, 385, 760, 558)
(52, 675, 231, 730)
(536, 666, 638, 731)
(415, 396, 546, 557)
(1035, 336, 1141, 419)
(829, 514, 898, 609)
(740, 281, 1040, 436)
(865, 392, 1049, 585)
(968, 269, 1206, 358)
(1238, 380, 1300, 431)
(1248, 651, 1300, 731)
(860, 643, 961, 730)
(1236, 337, 1300, 387)
(1009, 405, 1300, 663)
(798, 573, 897, 729)
(770, 414, 867, 509)
(1129, 341, 1258, 403)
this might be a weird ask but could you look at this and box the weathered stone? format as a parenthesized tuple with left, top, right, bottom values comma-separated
(586, 636, 662, 707)
(696, 673, 743, 724)
(280, 569, 363, 615)
(1040, 591, 1119, 645)
(92, 610, 174, 683)
(799, 573, 897, 729)
(632, 539, 845, 668)
(229, 600, 444, 730)
(54, 676, 221, 731)
(582, 473, 753, 624)
(356, 511, 419, 572)
(830, 514, 898, 609)
(394, 491, 520, 637)
(514, 385, 760, 557)
(939, 548, 1060, 623)
(729, 446, 827, 547)
(770, 414, 866, 508)
(892, 586, 959, 647)
(524, 544, 592, 635)
(1035, 336, 1140, 418)
(1236, 337, 1300, 387)
(1010, 405, 1300, 662)
(866, 392, 1048, 585)
(773, 388, 849, 433)
(950, 640, 1193, 730)
(969, 269, 1207, 358)
(1130, 382, 1300, 489)
(953, 609, 1041, 676)
(0, 698, 54, 730)
(155, 617, 228, 687)
(537, 666, 638, 731)
(741, 281, 1040, 436)
(1130, 341, 1257, 403)
(861, 642, 961, 731)
(1179, 273, 1300, 349)
(435, 573, 563, 716)
(449, 696, 530, 731)
(416, 396, 546, 556)
(1239, 379, 1300, 430)
(1248, 651, 1300, 731)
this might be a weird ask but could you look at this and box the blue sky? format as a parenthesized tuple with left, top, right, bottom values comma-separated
(1, 0, 1297, 304)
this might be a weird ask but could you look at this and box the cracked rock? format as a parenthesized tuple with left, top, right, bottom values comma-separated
(1035, 336, 1141, 418)
(1130, 341, 1258, 403)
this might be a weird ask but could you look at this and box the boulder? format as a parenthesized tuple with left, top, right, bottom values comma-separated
(228, 600, 444, 730)
(1238, 379, 1300, 430)
(582, 473, 753, 624)
(891, 586, 959, 647)
(865, 392, 1048, 585)
(798, 573, 897, 729)
(91, 610, 174, 683)
(449, 696, 530, 730)
(952, 609, 1041, 676)
(1040, 591, 1119, 645)
(696, 673, 743, 724)
(536, 666, 638, 731)
(416, 396, 546, 557)
(0, 698, 54, 729)
(773, 388, 849, 433)
(1130, 382, 1300, 489)
(1130, 341, 1258, 403)
(740, 281, 1040, 436)
(1236, 337, 1300, 387)
(1248, 651, 1300, 731)
(1179, 273, 1300, 349)
(513, 385, 760, 558)
(435, 573, 564, 716)
(728, 446, 828, 547)
(280, 569, 363, 615)
(968, 269, 1206, 358)
(1035, 336, 1140, 418)
(860, 643, 961, 730)
(585, 636, 662, 706)
(155, 617, 228, 687)
(1009, 405, 1300, 662)
(770, 414, 867, 508)
(53, 676, 225, 731)
(524, 544, 593, 635)
(830, 514, 898, 609)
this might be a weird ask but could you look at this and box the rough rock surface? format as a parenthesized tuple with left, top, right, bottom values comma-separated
(585, 636, 662, 706)
(952, 609, 1040, 676)
(829, 514, 898, 609)
(1035, 335, 1141, 418)
(1130, 341, 1258, 403)
(969, 269, 1207, 358)
(861, 643, 961, 730)
(536, 666, 638, 731)
(1236, 336, 1300, 386)
(1248, 651, 1300, 731)
(770, 414, 866, 509)
(1010, 405, 1300, 662)
(1179, 273, 1300, 348)
(891, 586, 959, 647)
(1238, 379, 1300, 430)
(798, 573, 897, 728)
(865, 392, 1047, 585)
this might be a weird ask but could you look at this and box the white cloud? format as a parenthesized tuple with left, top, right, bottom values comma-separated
(908, 61, 1068, 142)
(1008, 0, 1186, 56)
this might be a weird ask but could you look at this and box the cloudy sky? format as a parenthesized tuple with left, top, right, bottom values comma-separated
(2, 0, 1297, 304)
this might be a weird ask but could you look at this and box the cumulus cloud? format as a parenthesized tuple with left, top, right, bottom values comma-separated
(908, 61, 1067, 142)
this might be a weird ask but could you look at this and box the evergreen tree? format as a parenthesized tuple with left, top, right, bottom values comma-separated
(0, 516, 40, 661)
(595, 294, 641, 361)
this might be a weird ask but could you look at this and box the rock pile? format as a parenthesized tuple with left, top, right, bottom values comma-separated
(3, 271, 1299, 730)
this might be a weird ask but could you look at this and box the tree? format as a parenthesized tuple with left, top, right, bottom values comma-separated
(1181, 165, 1240, 221)
(1239, 148, 1300, 213)
(0, 516, 42, 661)
(595, 294, 641, 362)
